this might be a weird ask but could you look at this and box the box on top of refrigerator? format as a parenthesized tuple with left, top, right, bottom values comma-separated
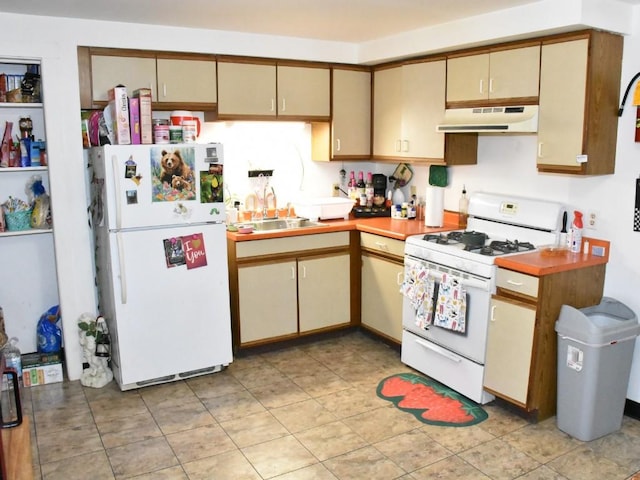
(108, 84, 131, 145)
(133, 88, 153, 144)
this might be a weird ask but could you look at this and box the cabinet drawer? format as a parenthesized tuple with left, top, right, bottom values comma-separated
(360, 232, 404, 258)
(236, 232, 349, 258)
(496, 268, 539, 298)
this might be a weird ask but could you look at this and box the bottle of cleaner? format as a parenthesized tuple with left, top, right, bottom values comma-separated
(569, 210, 583, 253)
(459, 185, 469, 229)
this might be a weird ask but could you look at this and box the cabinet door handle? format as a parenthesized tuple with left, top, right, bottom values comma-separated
(395, 139, 401, 152)
(402, 140, 409, 152)
(162, 83, 167, 98)
(538, 142, 544, 158)
(336, 138, 341, 152)
(281, 98, 286, 112)
(479, 79, 484, 94)
(396, 271, 404, 286)
(507, 280, 524, 287)
(490, 305, 496, 322)
(291, 266, 296, 280)
(374, 241, 388, 251)
(302, 265, 307, 279)
(489, 78, 494, 94)
(271, 98, 275, 112)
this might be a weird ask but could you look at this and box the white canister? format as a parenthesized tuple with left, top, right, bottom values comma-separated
(182, 120, 198, 143)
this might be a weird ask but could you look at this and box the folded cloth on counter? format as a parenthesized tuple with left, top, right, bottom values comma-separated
(434, 273, 467, 333)
(400, 262, 436, 329)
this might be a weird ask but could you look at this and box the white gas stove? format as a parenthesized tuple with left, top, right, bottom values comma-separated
(401, 192, 565, 404)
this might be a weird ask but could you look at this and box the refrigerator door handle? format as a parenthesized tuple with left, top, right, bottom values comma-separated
(116, 232, 128, 304)
(112, 155, 122, 230)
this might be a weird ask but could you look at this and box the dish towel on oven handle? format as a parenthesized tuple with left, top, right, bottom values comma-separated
(400, 262, 436, 329)
(434, 272, 467, 333)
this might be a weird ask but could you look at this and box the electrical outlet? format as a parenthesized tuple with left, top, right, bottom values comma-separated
(410, 185, 417, 197)
(586, 210, 598, 230)
(332, 183, 340, 197)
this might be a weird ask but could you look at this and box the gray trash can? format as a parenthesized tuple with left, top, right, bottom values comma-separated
(555, 297, 640, 441)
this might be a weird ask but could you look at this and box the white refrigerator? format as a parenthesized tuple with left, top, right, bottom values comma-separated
(88, 143, 232, 390)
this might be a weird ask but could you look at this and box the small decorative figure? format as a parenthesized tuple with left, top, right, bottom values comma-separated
(77, 313, 113, 388)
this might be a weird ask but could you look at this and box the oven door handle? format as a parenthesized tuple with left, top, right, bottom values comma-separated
(415, 338, 462, 363)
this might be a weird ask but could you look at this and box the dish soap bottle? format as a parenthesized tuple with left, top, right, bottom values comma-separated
(569, 210, 583, 253)
(458, 185, 469, 229)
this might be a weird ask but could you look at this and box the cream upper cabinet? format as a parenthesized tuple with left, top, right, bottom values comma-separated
(156, 58, 217, 104)
(91, 55, 157, 102)
(332, 68, 371, 157)
(298, 253, 351, 332)
(217, 62, 330, 118)
(277, 65, 330, 118)
(446, 45, 540, 103)
(373, 60, 446, 160)
(217, 61, 277, 117)
(536, 31, 622, 175)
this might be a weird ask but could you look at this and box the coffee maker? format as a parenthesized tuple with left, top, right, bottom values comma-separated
(353, 173, 390, 217)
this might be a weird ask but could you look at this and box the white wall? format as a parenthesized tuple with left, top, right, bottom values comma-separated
(2, 0, 640, 390)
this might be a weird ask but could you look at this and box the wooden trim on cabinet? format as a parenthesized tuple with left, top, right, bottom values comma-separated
(77, 46, 93, 109)
(350, 231, 361, 327)
(445, 96, 539, 110)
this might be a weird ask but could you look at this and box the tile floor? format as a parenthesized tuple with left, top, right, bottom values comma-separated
(20, 330, 640, 480)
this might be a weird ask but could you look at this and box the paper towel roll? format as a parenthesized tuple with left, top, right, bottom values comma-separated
(425, 186, 444, 227)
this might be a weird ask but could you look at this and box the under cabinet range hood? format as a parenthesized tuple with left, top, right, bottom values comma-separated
(436, 105, 539, 133)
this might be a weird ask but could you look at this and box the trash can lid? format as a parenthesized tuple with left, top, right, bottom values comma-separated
(555, 297, 640, 344)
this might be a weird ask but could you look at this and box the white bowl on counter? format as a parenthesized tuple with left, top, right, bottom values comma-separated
(293, 197, 355, 221)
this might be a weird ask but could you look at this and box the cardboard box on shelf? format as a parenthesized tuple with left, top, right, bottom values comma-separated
(21, 352, 63, 387)
(133, 87, 153, 144)
(129, 96, 141, 145)
(108, 84, 131, 145)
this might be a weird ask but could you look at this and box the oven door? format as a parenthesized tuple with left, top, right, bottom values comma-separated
(402, 254, 493, 364)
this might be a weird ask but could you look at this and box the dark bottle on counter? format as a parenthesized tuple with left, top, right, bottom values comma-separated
(356, 171, 366, 206)
(365, 172, 374, 207)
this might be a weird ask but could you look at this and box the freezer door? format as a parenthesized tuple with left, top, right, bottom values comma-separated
(92, 143, 225, 230)
(103, 223, 232, 387)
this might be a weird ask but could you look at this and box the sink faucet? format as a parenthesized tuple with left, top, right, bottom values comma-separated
(263, 186, 276, 219)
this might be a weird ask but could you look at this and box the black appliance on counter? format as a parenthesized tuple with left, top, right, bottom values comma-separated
(353, 173, 391, 218)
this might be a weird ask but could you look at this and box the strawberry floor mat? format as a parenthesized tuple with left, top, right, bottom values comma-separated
(376, 373, 488, 427)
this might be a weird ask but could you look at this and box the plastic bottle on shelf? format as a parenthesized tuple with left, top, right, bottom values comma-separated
(2, 337, 22, 378)
(569, 210, 583, 253)
(347, 171, 357, 201)
(459, 185, 469, 229)
(365, 172, 374, 207)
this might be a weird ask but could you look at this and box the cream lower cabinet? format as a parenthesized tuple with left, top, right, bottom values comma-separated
(484, 296, 536, 404)
(238, 260, 298, 344)
(360, 233, 405, 343)
(231, 232, 352, 348)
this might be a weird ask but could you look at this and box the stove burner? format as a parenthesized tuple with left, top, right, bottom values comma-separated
(423, 233, 456, 245)
(490, 239, 535, 254)
(479, 246, 495, 256)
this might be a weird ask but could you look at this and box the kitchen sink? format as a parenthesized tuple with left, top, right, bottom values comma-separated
(250, 218, 328, 231)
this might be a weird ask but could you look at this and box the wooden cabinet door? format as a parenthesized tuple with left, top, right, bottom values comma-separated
(332, 69, 371, 157)
(156, 58, 217, 104)
(401, 60, 445, 159)
(217, 62, 277, 117)
(298, 253, 350, 332)
(488, 46, 540, 99)
(484, 297, 536, 404)
(537, 39, 588, 169)
(91, 55, 157, 102)
(277, 66, 330, 117)
(373, 66, 403, 157)
(361, 254, 404, 342)
(446, 54, 489, 103)
(238, 260, 297, 343)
